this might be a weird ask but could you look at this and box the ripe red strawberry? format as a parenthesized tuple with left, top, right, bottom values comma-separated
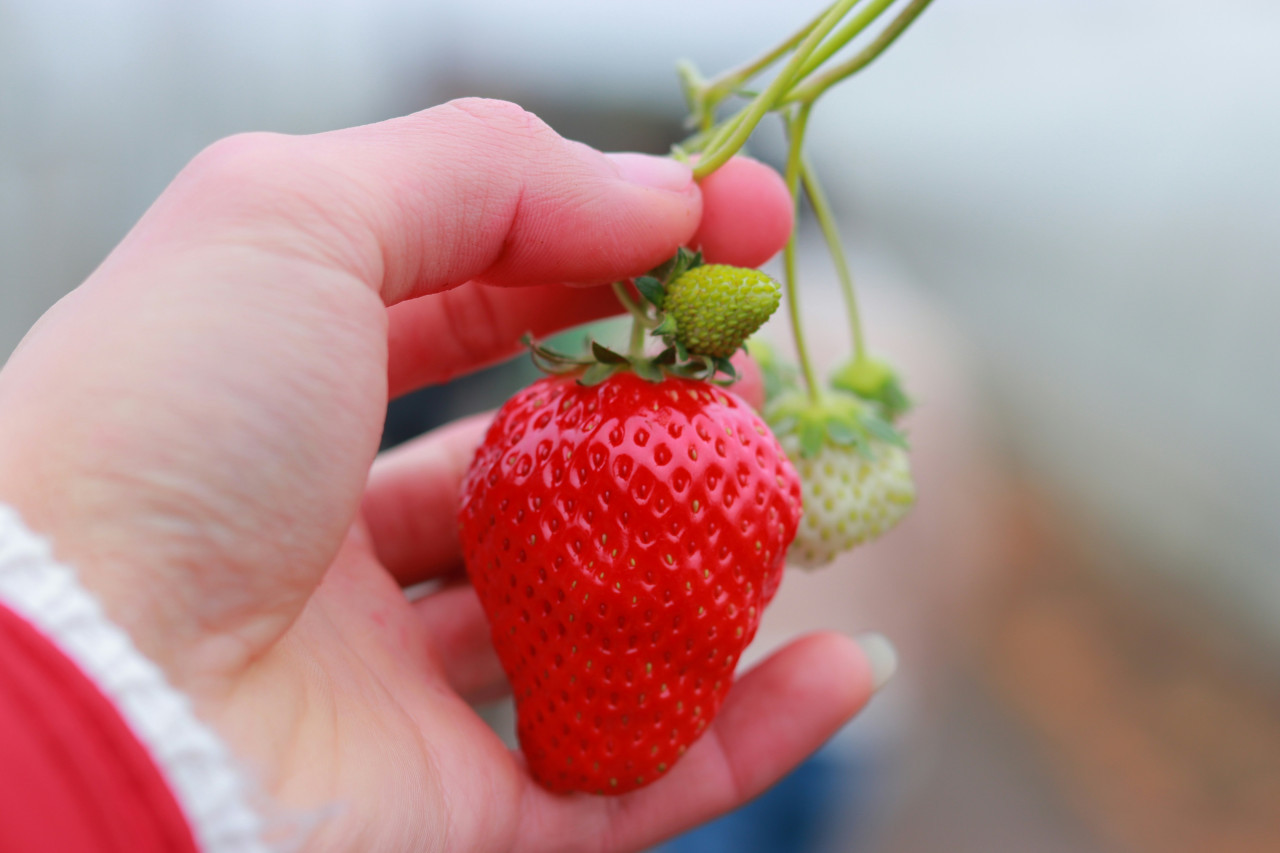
(458, 370, 802, 795)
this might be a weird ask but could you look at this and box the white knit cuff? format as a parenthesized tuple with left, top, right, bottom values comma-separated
(0, 504, 272, 853)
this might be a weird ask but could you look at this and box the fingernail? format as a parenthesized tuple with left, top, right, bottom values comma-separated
(609, 152, 693, 192)
(855, 632, 898, 692)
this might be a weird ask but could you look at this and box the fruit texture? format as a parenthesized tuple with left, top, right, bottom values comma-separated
(663, 265, 781, 358)
(783, 438, 915, 569)
(458, 371, 802, 794)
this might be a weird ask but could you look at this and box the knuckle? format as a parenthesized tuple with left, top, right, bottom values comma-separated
(173, 132, 379, 280)
(183, 131, 294, 185)
(439, 97, 557, 154)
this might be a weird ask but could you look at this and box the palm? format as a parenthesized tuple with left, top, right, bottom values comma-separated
(235, 526, 871, 853)
(211, 531, 526, 853)
(0, 102, 877, 852)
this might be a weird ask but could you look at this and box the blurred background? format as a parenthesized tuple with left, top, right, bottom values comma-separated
(3, 1, 1278, 850)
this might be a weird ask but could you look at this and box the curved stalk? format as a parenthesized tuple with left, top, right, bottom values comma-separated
(782, 103, 820, 401)
(612, 281, 655, 358)
(793, 0, 896, 82)
(693, 0, 861, 179)
(784, 0, 936, 105)
(801, 155, 867, 363)
(701, 4, 831, 105)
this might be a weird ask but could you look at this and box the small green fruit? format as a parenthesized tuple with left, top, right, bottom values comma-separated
(664, 265, 781, 358)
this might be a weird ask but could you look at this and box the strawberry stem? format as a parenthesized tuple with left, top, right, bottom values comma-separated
(612, 281, 655, 328)
(801, 156, 867, 364)
(784, 0, 936, 105)
(700, 4, 830, 108)
(613, 281, 655, 357)
(791, 0, 897, 83)
(628, 318, 647, 357)
(782, 102, 821, 402)
(692, 0, 861, 180)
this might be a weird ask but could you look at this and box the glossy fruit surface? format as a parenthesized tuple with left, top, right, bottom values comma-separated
(459, 371, 802, 794)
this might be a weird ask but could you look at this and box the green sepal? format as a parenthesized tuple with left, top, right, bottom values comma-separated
(579, 362, 622, 386)
(670, 247, 704, 282)
(591, 341, 629, 364)
(864, 411, 909, 449)
(635, 276, 666, 309)
(876, 374, 913, 422)
(653, 346, 678, 366)
(525, 334, 592, 374)
(713, 356, 738, 382)
(645, 246, 702, 287)
(631, 357, 664, 383)
(765, 388, 909, 459)
(824, 418, 866, 453)
(651, 314, 678, 338)
(651, 247, 702, 288)
(799, 417, 826, 458)
(769, 414, 798, 436)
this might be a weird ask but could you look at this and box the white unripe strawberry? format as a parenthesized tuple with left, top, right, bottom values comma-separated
(782, 436, 915, 569)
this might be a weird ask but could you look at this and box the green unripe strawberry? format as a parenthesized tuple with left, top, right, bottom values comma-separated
(663, 265, 781, 358)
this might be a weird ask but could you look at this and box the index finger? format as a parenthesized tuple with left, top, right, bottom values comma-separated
(385, 155, 794, 396)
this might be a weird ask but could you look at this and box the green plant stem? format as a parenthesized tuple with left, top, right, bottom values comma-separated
(628, 317, 647, 357)
(693, 0, 861, 179)
(701, 3, 831, 104)
(801, 155, 867, 363)
(782, 103, 820, 401)
(611, 281, 653, 326)
(784, 0, 936, 104)
(793, 0, 896, 81)
(612, 281, 655, 357)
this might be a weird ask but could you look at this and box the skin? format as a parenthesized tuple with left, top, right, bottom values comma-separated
(0, 98, 873, 853)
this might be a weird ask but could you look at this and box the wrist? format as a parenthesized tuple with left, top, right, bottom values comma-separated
(0, 504, 274, 853)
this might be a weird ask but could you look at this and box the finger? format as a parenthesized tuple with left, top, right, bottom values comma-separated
(690, 156, 794, 268)
(117, 99, 702, 306)
(384, 157, 795, 398)
(517, 631, 875, 853)
(414, 583, 510, 705)
(362, 413, 492, 587)
(385, 282, 622, 396)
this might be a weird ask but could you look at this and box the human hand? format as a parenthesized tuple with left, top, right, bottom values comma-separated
(0, 99, 877, 852)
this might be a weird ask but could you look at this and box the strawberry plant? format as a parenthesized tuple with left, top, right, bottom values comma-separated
(458, 0, 934, 794)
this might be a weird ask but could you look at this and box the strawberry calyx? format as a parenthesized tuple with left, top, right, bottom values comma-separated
(525, 335, 737, 386)
(526, 247, 781, 387)
(765, 387, 906, 459)
(830, 355, 912, 422)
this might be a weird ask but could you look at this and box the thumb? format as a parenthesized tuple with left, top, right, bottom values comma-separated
(114, 98, 702, 305)
(0, 100, 706, 683)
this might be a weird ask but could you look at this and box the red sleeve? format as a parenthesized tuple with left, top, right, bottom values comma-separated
(0, 602, 200, 853)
